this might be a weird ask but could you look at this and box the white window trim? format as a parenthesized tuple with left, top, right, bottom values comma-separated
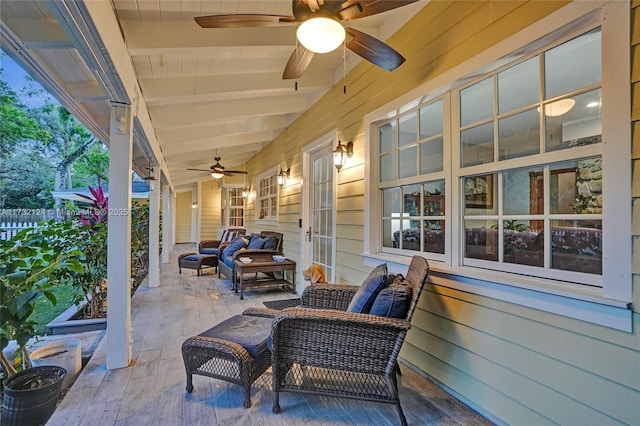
(221, 184, 245, 229)
(255, 166, 280, 226)
(363, 0, 631, 331)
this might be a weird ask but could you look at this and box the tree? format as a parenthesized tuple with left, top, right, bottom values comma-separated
(72, 143, 109, 188)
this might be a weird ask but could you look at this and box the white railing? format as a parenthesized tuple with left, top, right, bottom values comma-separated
(0, 222, 38, 241)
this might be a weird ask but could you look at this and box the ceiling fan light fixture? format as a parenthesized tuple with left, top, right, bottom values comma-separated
(211, 171, 224, 179)
(296, 17, 345, 54)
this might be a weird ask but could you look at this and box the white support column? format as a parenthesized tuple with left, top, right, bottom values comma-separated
(196, 181, 202, 243)
(106, 103, 133, 370)
(161, 184, 171, 264)
(170, 192, 176, 247)
(148, 168, 160, 287)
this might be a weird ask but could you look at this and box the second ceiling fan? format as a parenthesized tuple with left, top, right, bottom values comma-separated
(194, 0, 418, 79)
(188, 156, 249, 179)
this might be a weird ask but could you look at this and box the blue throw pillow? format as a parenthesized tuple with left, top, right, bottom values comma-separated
(347, 264, 389, 314)
(222, 236, 248, 259)
(369, 284, 412, 318)
(248, 235, 266, 249)
(263, 235, 279, 250)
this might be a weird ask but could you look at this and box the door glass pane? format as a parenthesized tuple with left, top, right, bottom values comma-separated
(461, 77, 493, 126)
(380, 121, 397, 152)
(461, 122, 494, 167)
(545, 27, 601, 99)
(399, 113, 417, 146)
(399, 146, 417, 178)
(420, 137, 443, 174)
(545, 89, 602, 152)
(498, 57, 539, 113)
(420, 100, 443, 139)
(498, 108, 540, 160)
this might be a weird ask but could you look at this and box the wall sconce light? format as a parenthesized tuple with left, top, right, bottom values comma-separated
(277, 168, 290, 188)
(242, 186, 251, 198)
(192, 201, 198, 209)
(333, 140, 353, 172)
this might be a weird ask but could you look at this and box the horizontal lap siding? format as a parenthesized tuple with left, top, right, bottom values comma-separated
(175, 191, 192, 243)
(199, 182, 220, 240)
(240, 1, 639, 424)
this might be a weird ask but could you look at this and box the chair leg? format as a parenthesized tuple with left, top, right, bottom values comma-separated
(185, 373, 193, 393)
(395, 403, 408, 426)
(395, 361, 402, 376)
(243, 383, 252, 408)
(272, 391, 281, 413)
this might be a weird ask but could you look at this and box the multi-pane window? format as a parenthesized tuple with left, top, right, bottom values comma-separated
(221, 187, 244, 227)
(257, 174, 278, 221)
(460, 27, 602, 284)
(379, 98, 446, 256)
(376, 26, 606, 287)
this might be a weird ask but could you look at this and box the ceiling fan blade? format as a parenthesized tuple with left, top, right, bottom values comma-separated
(225, 170, 249, 175)
(194, 14, 296, 28)
(345, 27, 405, 71)
(339, 1, 419, 20)
(283, 46, 315, 79)
(187, 168, 213, 172)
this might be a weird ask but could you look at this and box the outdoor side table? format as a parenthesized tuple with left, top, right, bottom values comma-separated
(234, 258, 296, 300)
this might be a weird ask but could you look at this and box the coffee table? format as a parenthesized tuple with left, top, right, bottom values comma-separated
(234, 257, 296, 300)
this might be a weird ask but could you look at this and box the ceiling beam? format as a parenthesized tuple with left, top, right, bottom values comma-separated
(122, 21, 298, 55)
(161, 129, 280, 156)
(149, 94, 307, 129)
(155, 114, 294, 144)
(140, 71, 333, 105)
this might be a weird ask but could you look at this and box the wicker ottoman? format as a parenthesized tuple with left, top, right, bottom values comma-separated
(181, 315, 272, 408)
(178, 252, 218, 276)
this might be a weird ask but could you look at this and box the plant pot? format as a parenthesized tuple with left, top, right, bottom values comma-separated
(1, 366, 66, 426)
(30, 339, 81, 390)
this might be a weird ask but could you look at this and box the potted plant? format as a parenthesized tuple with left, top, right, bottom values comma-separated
(0, 221, 82, 425)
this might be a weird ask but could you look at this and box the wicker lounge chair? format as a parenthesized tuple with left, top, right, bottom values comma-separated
(267, 256, 430, 426)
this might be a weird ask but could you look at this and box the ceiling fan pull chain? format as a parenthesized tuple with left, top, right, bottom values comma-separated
(295, 81, 298, 91)
(343, 39, 347, 95)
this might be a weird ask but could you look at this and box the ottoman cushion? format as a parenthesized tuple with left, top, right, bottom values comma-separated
(183, 254, 201, 261)
(198, 315, 272, 358)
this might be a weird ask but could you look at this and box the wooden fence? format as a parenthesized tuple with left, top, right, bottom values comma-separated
(0, 222, 39, 241)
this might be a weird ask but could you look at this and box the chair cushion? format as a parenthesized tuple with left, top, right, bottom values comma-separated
(200, 248, 219, 255)
(221, 230, 238, 243)
(347, 264, 389, 314)
(247, 236, 266, 249)
(369, 283, 412, 318)
(263, 235, 279, 250)
(222, 236, 248, 259)
(198, 315, 272, 358)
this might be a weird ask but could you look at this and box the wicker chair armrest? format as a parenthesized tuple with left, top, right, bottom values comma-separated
(242, 307, 279, 318)
(271, 307, 410, 371)
(198, 240, 221, 252)
(178, 252, 198, 261)
(301, 283, 360, 311)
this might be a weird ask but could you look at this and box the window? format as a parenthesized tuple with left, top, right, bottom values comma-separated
(367, 1, 631, 313)
(459, 28, 603, 286)
(379, 98, 447, 259)
(257, 171, 278, 222)
(221, 187, 244, 228)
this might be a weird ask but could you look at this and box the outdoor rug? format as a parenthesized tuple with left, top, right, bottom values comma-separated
(263, 298, 300, 310)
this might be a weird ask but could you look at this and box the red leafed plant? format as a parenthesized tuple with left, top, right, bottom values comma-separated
(76, 185, 108, 227)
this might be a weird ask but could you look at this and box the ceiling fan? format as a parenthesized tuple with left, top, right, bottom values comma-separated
(194, 0, 418, 79)
(188, 157, 249, 179)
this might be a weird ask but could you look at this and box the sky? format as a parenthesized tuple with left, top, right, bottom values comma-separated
(1, 49, 56, 107)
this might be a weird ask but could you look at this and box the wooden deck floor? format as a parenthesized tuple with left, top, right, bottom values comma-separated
(47, 245, 495, 426)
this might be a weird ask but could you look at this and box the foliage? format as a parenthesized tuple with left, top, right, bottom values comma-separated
(72, 143, 109, 187)
(29, 282, 82, 336)
(492, 220, 530, 232)
(68, 186, 108, 318)
(0, 220, 82, 376)
(131, 201, 150, 293)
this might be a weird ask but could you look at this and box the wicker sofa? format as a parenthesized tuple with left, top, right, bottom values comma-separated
(257, 256, 430, 426)
(217, 231, 284, 282)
